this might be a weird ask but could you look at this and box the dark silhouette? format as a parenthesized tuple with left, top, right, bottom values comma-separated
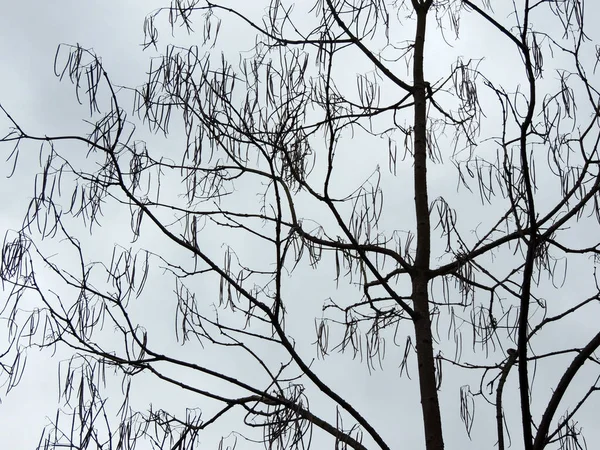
(1, 1, 599, 449)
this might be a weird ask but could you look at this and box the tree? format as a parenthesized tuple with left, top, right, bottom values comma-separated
(1, 0, 600, 449)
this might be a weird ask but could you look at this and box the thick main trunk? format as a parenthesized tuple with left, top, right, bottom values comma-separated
(413, 276, 444, 450)
(411, 2, 443, 450)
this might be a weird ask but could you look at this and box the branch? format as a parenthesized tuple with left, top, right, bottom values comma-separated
(324, 0, 414, 93)
(532, 331, 600, 450)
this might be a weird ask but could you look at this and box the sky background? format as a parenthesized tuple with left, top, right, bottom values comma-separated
(1, 1, 600, 449)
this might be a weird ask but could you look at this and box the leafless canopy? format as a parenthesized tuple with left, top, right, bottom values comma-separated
(1, 1, 600, 449)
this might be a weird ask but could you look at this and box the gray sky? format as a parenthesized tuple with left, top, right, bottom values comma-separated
(1, 1, 600, 449)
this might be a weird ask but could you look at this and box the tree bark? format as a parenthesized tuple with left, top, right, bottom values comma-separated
(411, 1, 443, 449)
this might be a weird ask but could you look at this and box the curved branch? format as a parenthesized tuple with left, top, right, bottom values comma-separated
(324, 0, 414, 93)
(533, 331, 600, 450)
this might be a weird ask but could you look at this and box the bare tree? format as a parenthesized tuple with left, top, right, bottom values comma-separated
(2, 0, 600, 449)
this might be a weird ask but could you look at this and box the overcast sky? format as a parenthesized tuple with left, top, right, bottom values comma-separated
(1, 1, 600, 449)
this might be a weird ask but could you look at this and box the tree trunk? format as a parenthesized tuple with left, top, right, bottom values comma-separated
(411, 1, 443, 449)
